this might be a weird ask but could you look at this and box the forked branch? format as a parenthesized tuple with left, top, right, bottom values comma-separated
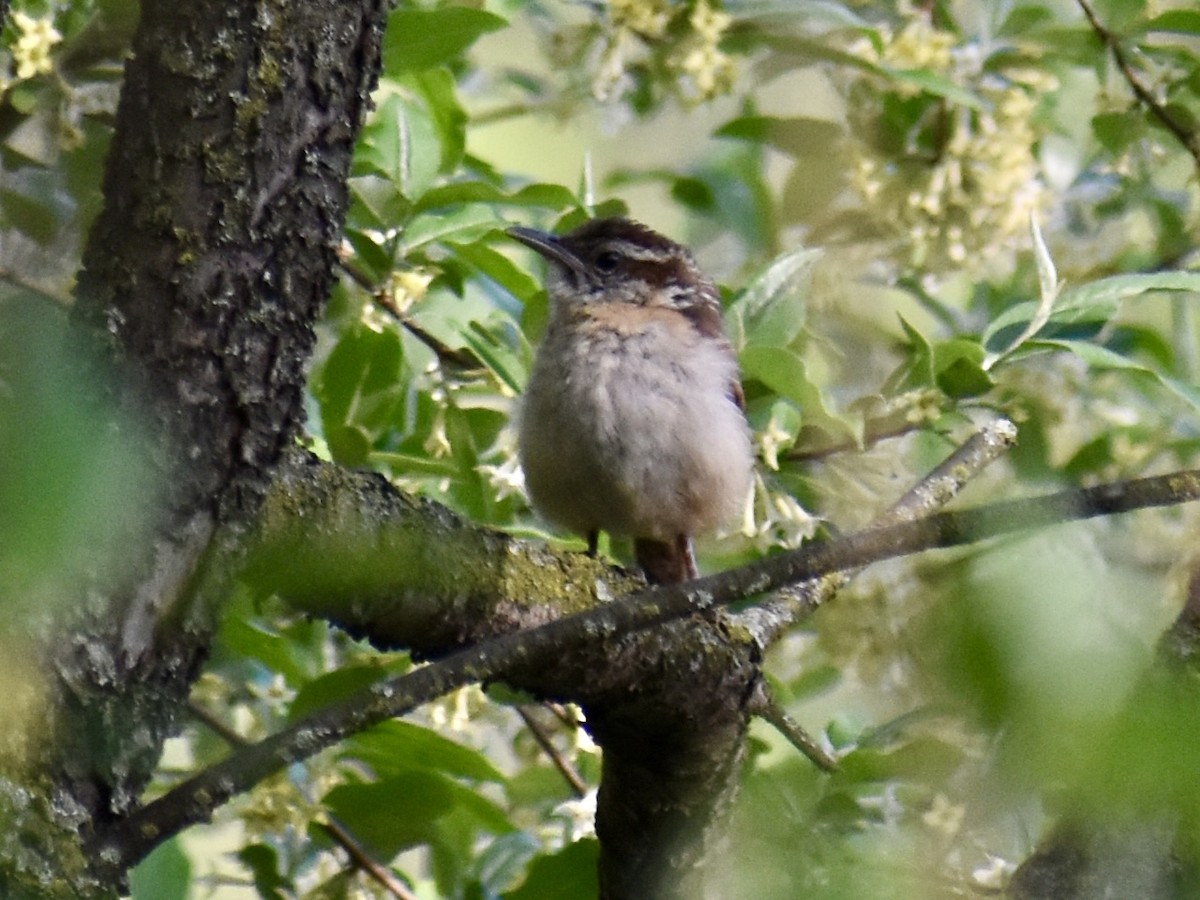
(92, 463, 1200, 874)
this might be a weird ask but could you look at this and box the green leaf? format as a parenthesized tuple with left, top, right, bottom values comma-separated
(323, 774, 457, 860)
(415, 180, 578, 213)
(401, 205, 506, 253)
(715, 115, 843, 157)
(313, 324, 405, 444)
(888, 315, 936, 391)
(998, 5, 1056, 36)
(215, 610, 311, 685)
(1030, 339, 1200, 412)
(0, 187, 63, 244)
(288, 664, 395, 723)
(933, 339, 993, 398)
(130, 837, 191, 900)
(345, 720, 507, 783)
(382, 7, 506, 74)
(324, 772, 514, 861)
(1139, 9, 1200, 35)
(727, 247, 821, 349)
(835, 736, 965, 784)
(472, 832, 542, 895)
(460, 319, 528, 395)
(355, 92, 442, 198)
(343, 227, 396, 284)
(325, 423, 373, 468)
(410, 68, 468, 174)
(740, 345, 859, 443)
(788, 664, 842, 701)
(987, 271, 1200, 358)
(669, 175, 717, 211)
(1060, 271, 1200, 306)
(504, 839, 599, 900)
(1092, 110, 1140, 154)
(448, 239, 542, 304)
(883, 67, 987, 110)
(236, 844, 289, 900)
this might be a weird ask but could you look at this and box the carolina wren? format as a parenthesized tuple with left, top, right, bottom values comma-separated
(508, 217, 753, 584)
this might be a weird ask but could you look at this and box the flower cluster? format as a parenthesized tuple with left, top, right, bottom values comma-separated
(592, 0, 735, 104)
(846, 19, 1051, 274)
(5, 11, 61, 86)
(740, 475, 818, 551)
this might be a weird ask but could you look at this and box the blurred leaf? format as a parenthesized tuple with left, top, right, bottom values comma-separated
(888, 315, 936, 391)
(788, 664, 842, 701)
(449, 239, 542, 304)
(715, 114, 843, 157)
(237, 843, 289, 900)
(345, 720, 506, 783)
(1140, 9, 1200, 34)
(325, 771, 513, 861)
(217, 611, 312, 685)
(835, 736, 965, 784)
(883, 68, 986, 110)
(472, 832, 541, 895)
(1, 186, 64, 245)
(998, 4, 1056, 36)
(410, 68, 469, 174)
(288, 664, 396, 722)
(323, 774, 457, 860)
(382, 7, 506, 74)
(343, 227, 395, 283)
(0, 300, 152, 622)
(416, 181, 577, 212)
(460, 319, 528, 394)
(1031, 338, 1200, 412)
(1060, 271, 1200, 306)
(129, 837, 190, 900)
(312, 323, 405, 463)
(979, 269, 1200, 356)
(1092, 110, 1139, 154)
(504, 839, 599, 900)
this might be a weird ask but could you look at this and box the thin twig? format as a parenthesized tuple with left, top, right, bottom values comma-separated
(749, 683, 839, 773)
(319, 818, 417, 900)
(739, 418, 1018, 647)
(1075, 0, 1200, 172)
(97, 461, 1200, 872)
(187, 702, 416, 900)
(338, 258, 484, 372)
(516, 705, 590, 797)
(784, 418, 925, 463)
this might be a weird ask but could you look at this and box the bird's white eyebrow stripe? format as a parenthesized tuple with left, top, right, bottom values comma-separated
(598, 240, 687, 262)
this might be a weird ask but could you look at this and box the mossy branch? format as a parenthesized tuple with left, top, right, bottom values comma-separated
(91, 461, 1200, 873)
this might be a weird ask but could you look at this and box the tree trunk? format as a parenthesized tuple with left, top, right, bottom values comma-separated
(1, 1, 387, 895)
(3, 1, 762, 896)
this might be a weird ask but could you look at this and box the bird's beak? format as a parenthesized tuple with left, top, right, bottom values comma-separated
(506, 226, 589, 281)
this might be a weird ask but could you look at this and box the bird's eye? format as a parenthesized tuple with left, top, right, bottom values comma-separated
(593, 250, 622, 273)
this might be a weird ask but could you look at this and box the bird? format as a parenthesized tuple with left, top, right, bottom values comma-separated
(508, 216, 753, 584)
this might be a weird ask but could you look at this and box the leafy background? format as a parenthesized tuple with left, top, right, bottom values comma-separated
(3, 0, 1200, 896)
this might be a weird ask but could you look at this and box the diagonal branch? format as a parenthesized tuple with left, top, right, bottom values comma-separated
(90, 464, 1200, 873)
(1075, 0, 1200, 172)
(187, 702, 416, 900)
(736, 417, 1018, 647)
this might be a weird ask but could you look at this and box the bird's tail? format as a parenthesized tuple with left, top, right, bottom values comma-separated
(634, 535, 698, 584)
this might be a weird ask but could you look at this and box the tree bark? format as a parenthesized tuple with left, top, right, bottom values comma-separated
(2, 0, 387, 895)
(251, 451, 763, 898)
(9, 0, 763, 894)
